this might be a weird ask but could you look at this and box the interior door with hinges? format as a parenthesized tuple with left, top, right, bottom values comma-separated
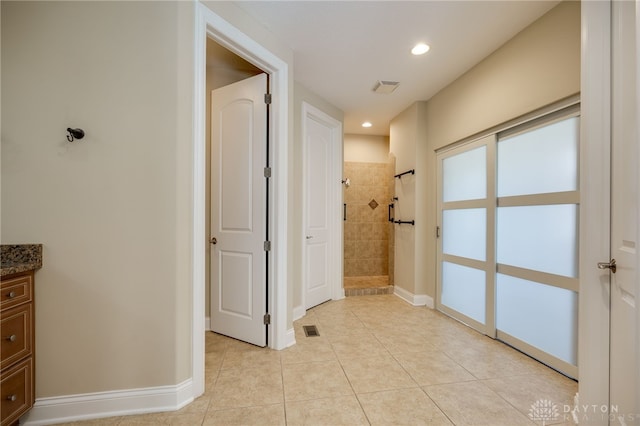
(210, 73, 268, 347)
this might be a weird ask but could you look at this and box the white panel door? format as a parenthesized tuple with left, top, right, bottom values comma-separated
(210, 74, 267, 347)
(609, 0, 638, 420)
(303, 103, 342, 309)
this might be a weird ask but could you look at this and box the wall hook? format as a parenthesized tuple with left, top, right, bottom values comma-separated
(67, 128, 85, 142)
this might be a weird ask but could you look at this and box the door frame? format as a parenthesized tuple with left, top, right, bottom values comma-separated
(192, 3, 290, 397)
(300, 101, 344, 314)
(578, 0, 612, 415)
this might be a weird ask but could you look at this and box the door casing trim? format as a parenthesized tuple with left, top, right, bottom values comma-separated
(192, 2, 289, 398)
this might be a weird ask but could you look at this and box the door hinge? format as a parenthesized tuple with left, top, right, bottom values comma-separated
(436, 226, 441, 238)
(264, 241, 271, 251)
(263, 313, 271, 325)
(264, 93, 272, 105)
(264, 167, 272, 178)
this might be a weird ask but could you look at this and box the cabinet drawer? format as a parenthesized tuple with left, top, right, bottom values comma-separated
(0, 274, 32, 311)
(0, 304, 32, 371)
(1, 357, 33, 426)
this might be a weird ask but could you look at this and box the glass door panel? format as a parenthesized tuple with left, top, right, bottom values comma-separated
(442, 208, 486, 261)
(442, 262, 486, 324)
(497, 204, 578, 277)
(496, 274, 578, 365)
(443, 146, 487, 202)
(497, 117, 579, 197)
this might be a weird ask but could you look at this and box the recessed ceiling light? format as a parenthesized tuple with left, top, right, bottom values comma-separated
(362, 122, 372, 128)
(411, 43, 430, 55)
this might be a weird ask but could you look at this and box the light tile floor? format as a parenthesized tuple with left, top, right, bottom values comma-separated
(59, 295, 577, 425)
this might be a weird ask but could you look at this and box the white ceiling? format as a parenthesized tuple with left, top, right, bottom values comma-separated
(235, 1, 560, 136)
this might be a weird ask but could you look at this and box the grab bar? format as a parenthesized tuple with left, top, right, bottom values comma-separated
(394, 220, 415, 225)
(394, 169, 415, 179)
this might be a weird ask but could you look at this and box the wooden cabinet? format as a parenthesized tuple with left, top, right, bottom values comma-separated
(1, 272, 35, 426)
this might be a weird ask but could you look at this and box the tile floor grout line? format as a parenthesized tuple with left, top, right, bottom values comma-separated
(279, 346, 289, 426)
(340, 301, 373, 426)
(477, 376, 540, 425)
(352, 392, 374, 425)
(62, 295, 576, 425)
(439, 347, 486, 382)
(419, 385, 459, 426)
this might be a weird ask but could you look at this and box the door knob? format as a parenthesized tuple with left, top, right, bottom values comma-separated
(597, 258, 616, 273)
(306, 236, 313, 240)
(210, 237, 217, 245)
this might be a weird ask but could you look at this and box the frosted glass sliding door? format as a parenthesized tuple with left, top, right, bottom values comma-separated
(495, 115, 579, 378)
(436, 107, 580, 378)
(437, 136, 495, 333)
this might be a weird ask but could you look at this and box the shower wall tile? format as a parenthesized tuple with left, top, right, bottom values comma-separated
(388, 155, 396, 285)
(343, 161, 393, 278)
(344, 241, 356, 260)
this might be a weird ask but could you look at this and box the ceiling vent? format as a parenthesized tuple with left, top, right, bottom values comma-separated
(372, 80, 400, 94)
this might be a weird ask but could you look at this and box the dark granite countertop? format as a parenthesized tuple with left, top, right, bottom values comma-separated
(1, 244, 43, 277)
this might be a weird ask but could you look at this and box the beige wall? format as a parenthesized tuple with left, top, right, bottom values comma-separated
(1, 1, 194, 396)
(292, 81, 344, 313)
(424, 1, 581, 150)
(389, 104, 418, 294)
(344, 134, 389, 163)
(1, 0, 303, 403)
(390, 1, 581, 300)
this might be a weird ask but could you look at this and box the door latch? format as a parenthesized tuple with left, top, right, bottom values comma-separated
(597, 258, 616, 273)
(210, 237, 217, 245)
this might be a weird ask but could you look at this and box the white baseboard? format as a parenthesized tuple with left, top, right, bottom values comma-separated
(415, 294, 435, 309)
(205, 316, 211, 331)
(285, 327, 296, 348)
(22, 379, 193, 426)
(292, 305, 306, 321)
(394, 286, 433, 308)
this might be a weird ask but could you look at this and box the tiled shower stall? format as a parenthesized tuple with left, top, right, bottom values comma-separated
(343, 156, 395, 296)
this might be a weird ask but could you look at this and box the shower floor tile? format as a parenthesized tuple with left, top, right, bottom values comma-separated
(344, 275, 389, 289)
(344, 276, 393, 296)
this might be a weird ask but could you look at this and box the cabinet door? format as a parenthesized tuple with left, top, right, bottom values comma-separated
(0, 304, 32, 371)
(1, 358, 33, 426)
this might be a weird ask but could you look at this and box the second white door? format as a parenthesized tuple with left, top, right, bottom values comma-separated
(303, 103, 342, 310)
